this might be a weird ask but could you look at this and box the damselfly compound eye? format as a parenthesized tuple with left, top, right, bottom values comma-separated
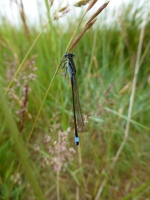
(70, 53, 76, 58)
(64, 53, 68, 58)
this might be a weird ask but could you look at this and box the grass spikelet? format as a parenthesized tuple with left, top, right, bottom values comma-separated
(19, 0, 30, 42)
(67, 1, 110, 51)
(54, 5, 70, 20)
(85, 1, 110, 26)
(74, 0, 90, 7)
(86, 0, 98, 12)
(58, 6, 68, 12)
(118, 84, 130, 95)
(85, 17, 97, 28)
(19, 84, 28, 134)
(53, 13, 59, 20)
(148, 76, 150, 84)
(23, 54, 38, 71)
(50, 0, 54, 6)
(68, 18, 97, 51)
(10, 0, 30, 41)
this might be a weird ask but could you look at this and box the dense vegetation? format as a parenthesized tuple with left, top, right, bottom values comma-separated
(0, 1, 150, 199)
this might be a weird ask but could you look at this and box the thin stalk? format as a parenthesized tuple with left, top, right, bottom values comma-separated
(56, 171, 60, 200)
(76, 186, 80, 200)
(78, 145, 87, 190)
(56, 132, 60, 200)
(6, 162, 21, 200)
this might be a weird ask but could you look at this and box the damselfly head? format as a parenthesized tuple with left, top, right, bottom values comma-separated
(64, 53, 76, 59)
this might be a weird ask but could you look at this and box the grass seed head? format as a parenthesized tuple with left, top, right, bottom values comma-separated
(42, 131, 76, 172)
(68, 18, 97, 51)
(58, 6, 68, 12)
(86, 0, 98, 12)
(74, 0, 90, 7)
(85, 1, 110, 26)
(49, 0, 54, 6)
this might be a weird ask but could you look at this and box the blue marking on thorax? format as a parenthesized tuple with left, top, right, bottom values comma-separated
(67, 62, 73, 75)
(68, 65, 73, 75)
(67, 62, 75, 85)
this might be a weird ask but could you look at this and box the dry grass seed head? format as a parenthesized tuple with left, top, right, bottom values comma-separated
(50, 0, 54, 6)
(18, 0, 30, 42)
(68, 2, 109, 51)
(85, 1, 110, 26)
(68, 18, 97, 51)
(58, 6, 68, 12)
(86, 0, 98, 12)
(74, 0, 91, 7)
(54, 7, 70, 20)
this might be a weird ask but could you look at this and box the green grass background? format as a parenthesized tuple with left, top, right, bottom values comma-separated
(0, 1, 150, 199)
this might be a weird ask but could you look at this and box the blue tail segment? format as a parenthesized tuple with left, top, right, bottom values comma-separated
(75, 136, 79, 145)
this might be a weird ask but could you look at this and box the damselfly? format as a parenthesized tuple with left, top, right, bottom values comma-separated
(60, 53, 84, 145)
